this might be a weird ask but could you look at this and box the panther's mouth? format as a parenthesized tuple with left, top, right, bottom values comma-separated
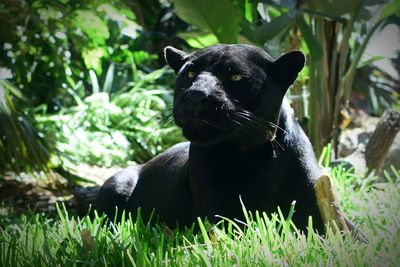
(190, 119, 223, 129)
(180, 118, 228, 144)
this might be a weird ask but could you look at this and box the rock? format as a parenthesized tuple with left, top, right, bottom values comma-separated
(339, 128, 369, 157)
(338, 111, 379, 157)
(336, 110, 400, 177)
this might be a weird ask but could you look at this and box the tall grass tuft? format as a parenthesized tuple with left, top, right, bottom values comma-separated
(0, 164, 398, 266)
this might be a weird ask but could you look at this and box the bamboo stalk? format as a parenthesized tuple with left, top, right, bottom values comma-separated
(331, 2, 364, 157)
(308, 51, 322, 154)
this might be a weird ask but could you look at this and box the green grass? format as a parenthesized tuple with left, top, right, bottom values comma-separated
(0, 165, 399, 266)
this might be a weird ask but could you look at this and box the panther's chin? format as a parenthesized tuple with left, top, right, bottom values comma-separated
(181, 119, 227, 145)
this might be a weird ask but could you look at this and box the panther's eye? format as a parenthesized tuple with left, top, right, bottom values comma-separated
(187, 71, 196, 78)
(231, 74, 242, 81)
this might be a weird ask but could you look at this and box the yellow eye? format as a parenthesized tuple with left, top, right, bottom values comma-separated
(231, 74, 242, 81)
(187, 71, 196, 78)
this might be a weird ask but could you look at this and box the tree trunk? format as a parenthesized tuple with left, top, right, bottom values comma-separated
(365, 109, 400, 175)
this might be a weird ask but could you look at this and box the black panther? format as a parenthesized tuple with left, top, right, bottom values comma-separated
(96, 44, 326, 232)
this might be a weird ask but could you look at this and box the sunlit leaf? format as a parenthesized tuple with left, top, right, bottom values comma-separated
(72, 10, 110, 45)
(89, 70, 100, 94)
(178, 31, 219, 48)
(103, 63, 115, 93)
(82, 48, 105, 74)
(243, 0, 254, 22)
(233, 0, 255, 23)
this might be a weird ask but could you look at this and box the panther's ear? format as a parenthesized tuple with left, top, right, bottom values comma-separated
(273, 51, 305, 89)
(164, 46, 188, 74)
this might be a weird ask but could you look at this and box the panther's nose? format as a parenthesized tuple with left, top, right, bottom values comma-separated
(184, 90, 208, 110)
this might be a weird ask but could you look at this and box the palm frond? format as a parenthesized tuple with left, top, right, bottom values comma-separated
(0, 79, 51, 175)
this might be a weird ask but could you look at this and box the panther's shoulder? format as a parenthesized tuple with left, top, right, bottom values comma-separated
(141, 142, 189, 172)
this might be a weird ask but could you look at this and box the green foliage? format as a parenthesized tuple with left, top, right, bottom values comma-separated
(379, 0, 400, 20)
(36, 67, 183, 167)
(0, 0, 187, 173)
(1, 0, 398, 174)
(296, 15, 323, 62)
(0, 165, 399, 266)
(254, 11, 294, 44)
(0, 79, 51, 174)
(353, 63, 399, 115)
(73, 9, 110, 46)
(174, 0, 239, 43)
(0, 0, 147, 110)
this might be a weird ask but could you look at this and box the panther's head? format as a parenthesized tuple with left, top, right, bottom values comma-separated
(164, 44, 305, 146)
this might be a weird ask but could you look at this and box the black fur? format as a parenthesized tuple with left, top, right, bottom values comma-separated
(96, 44, 324, 232)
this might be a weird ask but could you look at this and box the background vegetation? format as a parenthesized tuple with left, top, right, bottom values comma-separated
(1, 0, 399, 177)
(0, 0, 188, 174)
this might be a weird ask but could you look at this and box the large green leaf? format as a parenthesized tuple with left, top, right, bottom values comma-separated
(173, 0, 239, 43)
(297, 15, 323, 62)
(379, 0, 400, 20)
(254, 12, 294, 44)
